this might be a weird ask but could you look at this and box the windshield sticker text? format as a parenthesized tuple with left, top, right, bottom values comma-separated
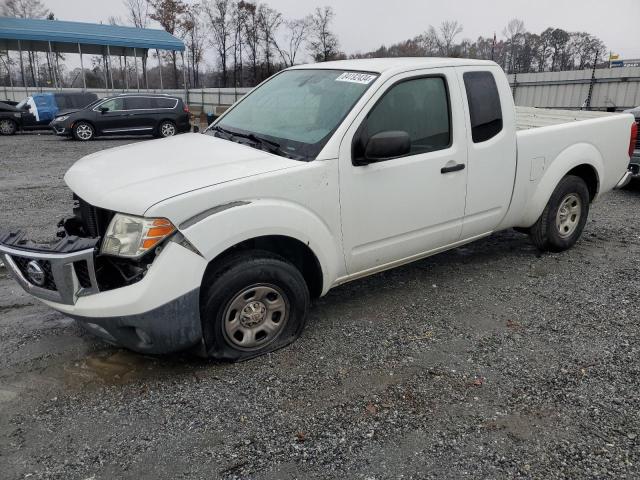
(335, 72, 377, 84)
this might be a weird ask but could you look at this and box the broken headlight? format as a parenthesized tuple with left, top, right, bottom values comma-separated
(100, 214, 176, 258)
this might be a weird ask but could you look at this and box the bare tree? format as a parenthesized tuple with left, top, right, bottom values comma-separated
(503, 18, 526, 73)
(204, 0, 232, 87)
(307, 6, 339, 62)
(182, 3, 206, 87)
(278, 18, 308, 67)
(258, 4, 281, 76)
(148, 0, 187, 87)
(125, 0, 149, 28)
(438, 20, 463, 56)
(238, 0, 260, 84)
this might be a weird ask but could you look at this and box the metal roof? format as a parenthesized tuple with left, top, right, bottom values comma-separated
(0, 16, 184, 56)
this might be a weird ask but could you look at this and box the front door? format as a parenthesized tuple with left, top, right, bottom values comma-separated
(94, 97, 128, 133)
(339, 69, 468, 275)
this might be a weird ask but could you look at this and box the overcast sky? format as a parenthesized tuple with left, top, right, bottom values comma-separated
(45, 0, 640, 62)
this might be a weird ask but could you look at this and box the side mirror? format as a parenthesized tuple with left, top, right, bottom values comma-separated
(23, 104, 31, 110)
(100, 107, 109, 114)
(359, 131, 411, 164)
(192, 125, 200, 133)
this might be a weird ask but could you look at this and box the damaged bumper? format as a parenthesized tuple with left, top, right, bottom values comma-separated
(0, 231, 208, 354)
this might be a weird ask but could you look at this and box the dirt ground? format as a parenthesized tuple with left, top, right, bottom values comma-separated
(1, 133, 639, 479)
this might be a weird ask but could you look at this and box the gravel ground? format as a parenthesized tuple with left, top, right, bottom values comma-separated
(1, 133, 639, 479)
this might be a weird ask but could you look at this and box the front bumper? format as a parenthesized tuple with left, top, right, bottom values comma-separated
(0, 233, 208, 354)
(50, 124, 70, 136)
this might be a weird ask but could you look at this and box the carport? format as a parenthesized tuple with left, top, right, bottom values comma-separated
(0, 16, 185, 94)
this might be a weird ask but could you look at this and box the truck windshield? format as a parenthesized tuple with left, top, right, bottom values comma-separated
(208, 69, 378, 161)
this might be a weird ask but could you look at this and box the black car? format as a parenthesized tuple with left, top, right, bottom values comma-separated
(1, 92, 98, 135)
(50, 94, 191, 141)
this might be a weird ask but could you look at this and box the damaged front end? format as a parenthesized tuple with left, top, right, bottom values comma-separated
(0, 195, 164, 305)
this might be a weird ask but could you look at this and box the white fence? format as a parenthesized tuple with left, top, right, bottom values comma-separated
(1, 86, 252, 112)
(507, 67, 640, 110)
(4, 66, 640, 112)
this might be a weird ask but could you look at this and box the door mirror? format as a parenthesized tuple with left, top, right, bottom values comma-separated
(22, 104, 31, 110)
(100, 107, 109, 114)
(192, 125, 200, 133)
(360, 131, 411, 164)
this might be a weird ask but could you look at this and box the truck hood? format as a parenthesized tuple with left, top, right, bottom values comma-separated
(64, 133, 300, 215)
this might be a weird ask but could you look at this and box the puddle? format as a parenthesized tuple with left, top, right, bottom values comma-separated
(63, 350, 192, 387)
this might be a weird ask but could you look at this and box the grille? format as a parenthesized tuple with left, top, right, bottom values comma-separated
(11, 256, 57, 291)
(73, 195, 114, 237)
(74, 260, 92, 288)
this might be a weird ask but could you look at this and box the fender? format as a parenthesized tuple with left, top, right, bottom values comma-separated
(179, 198, 344, 295)
(518, 142, 603, 227)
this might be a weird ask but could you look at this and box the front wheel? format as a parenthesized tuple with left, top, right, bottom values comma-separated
(529, 175, 590, 252)
(0, 118, 17, 135)
(72, 121, 94, 141)
(201, 251, 310, 361)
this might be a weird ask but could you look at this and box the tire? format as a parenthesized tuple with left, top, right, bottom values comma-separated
(0, 118, 17, 135)
(529, 175, 590, 252)
(157, 120, 176, 138)
(200, 250, 310, 361)
(72, 121, 94, 141)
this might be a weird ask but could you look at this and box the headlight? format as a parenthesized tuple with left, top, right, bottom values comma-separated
(55, 115, 69, 122)
(100, 214, 176, 258)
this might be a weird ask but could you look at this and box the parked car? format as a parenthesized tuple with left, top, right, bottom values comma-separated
(0, 92, 98, 135)
(50, 93, 191, 141)
(0, 101, 25, 135)
(623, 106, 640, 177)
(0, 58, 636, 360)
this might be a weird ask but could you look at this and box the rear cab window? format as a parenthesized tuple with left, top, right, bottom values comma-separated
(463, 71, 503, 143)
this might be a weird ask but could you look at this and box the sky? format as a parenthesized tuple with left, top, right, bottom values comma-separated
(44, 0, 640, 64)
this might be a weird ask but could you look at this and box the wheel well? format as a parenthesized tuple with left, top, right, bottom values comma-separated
(203, 235, 323, 298)
(567, 164, 599, 201)
(72, 119, 95, 130)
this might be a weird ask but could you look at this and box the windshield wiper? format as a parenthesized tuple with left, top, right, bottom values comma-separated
(211, 125, 294, 159)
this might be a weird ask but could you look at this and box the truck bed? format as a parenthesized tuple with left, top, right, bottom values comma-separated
(516, 106, 615, 131)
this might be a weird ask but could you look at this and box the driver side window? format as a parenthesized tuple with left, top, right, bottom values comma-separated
(353, 76, 451, 161)
(98, 98, 124, 111)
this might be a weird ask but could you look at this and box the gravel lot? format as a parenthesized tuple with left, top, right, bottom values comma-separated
(1, 133, 639, 479)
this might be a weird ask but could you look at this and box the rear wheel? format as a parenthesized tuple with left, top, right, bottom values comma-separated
(201, 251, 310, 361)
(0, 118, 17, 135)
(72, 121, 94, 141)
(529, 175, 590, 252)
(158, 120, 176, 138)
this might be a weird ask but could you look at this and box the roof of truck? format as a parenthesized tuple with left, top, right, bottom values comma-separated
(291, 57, 497, 73)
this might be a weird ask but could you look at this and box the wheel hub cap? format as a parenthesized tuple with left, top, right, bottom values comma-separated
(240, 301, 267, 328)
(556, 193, 581, 238)
(223, 284, 289, 350)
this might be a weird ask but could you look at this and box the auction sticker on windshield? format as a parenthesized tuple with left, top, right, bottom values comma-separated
(335, 72, 377, 84)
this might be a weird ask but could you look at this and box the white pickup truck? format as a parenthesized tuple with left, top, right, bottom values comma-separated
(1, 58, 636, 360)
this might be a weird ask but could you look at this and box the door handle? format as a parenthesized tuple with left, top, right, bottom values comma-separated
(441, 163, 466, 174)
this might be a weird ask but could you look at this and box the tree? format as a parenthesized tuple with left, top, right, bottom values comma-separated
(125, 0, 149, 28)
(238, 0, 260, 84)
(148, 0, 187, 88)
(204, 0, 232, 87)
(307, 6, 339, 62)
(182, 3, 206, 88)
(438, 20, 463, 56)
(503, 18, 525, 73)
(549, 28, 570, 71)
(277, 18, 308, 67)
(258, 4, 281, 75)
